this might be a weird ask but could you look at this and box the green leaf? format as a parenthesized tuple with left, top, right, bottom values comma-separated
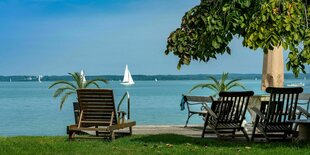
(282, 42, 288, 49)
(212, 40, 220, 49)
(59, 91, 75, 110)
(285, 25, 291, 31)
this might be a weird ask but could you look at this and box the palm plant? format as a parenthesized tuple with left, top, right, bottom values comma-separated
(190, 72, 246, 97)
(49, 72, 108, 110)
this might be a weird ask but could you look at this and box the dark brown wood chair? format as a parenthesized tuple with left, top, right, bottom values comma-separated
(182, 95, 213, 127)
(202, 91, 254, 141)
(67, 89, 136, 141)
(251, 87, 303, 142)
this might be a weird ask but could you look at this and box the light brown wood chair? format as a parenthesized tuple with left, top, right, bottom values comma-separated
(67, 89, 136, 141)
(202, 91, 254, 141)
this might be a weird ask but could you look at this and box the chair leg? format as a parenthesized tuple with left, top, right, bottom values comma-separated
(213, 129, 221, 139)
(262, 131, 270, 142)
(283, 132, 288, 139)
(68, 131, 75, 140)
(129, 127, 133, 136)
(96, 126, 99, 136)
(184, 113, 194, 127)
(293, 114, 302, 132)
(201, 115, 209, 138)
(241, 128, 249, 142)
(67, 126, 75, 141)
(110, 131, 115, 141)
(232, 129, 236, 139)
(251, 116, 259, 142)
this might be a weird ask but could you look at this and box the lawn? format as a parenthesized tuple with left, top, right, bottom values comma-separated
(0, 134, 309, 155)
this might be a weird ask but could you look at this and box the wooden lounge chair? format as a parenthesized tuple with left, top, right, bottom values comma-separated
(67, 89, 136, 141)
(182, 95, 213, 127)
(202, 91, 254, 141)
(251, 87, 304, 142)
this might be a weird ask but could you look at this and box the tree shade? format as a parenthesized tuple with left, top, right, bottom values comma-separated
(165, 0, 310, 76)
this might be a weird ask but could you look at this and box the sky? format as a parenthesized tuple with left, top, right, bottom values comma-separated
(0, 0, 308, 76)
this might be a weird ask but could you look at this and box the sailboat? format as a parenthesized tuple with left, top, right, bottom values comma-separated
(287, 82, 305, 87)
(38, 75, 43, 83)
(121, 64, 135, 86)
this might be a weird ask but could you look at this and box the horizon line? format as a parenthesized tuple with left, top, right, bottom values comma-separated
(0, 73, 306, 77)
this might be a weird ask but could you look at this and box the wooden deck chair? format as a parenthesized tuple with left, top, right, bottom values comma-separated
(202, 91, 254, 141)
(182, 95, 213, 127)
(67, 89, 136, 141)
(251, 87, 303, 142)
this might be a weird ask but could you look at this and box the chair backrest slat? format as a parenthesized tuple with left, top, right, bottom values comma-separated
(264, 87, 303, 125)
(77, 89, 118, 127)
(216, 91, 254, 123)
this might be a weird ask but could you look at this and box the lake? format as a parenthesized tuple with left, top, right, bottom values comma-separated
(0, 79, 309, 136)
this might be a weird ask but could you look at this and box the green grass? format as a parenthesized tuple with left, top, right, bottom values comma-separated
(0, 134, 309, 155)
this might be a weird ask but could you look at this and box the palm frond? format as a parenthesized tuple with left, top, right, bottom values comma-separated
(84, 79, 108, 88)
(226, 79, 242, 88)
(226, 82, 246, 91)
(59, 91, 75, 110)
(208, 76, 220, 90)
(69, 72, 83, 88)
(189, 83, 218, 93)
(188, 72, 245, 97)
(93, 82, 100, 88)
(220, 72, 229, 91)
(221, 72, 229, 83)
(201, 84, 219, 92)
(53, 86, 76, 98)
(48, 81, 76, 89)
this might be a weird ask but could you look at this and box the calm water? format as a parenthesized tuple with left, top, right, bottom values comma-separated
(0, 79, 309, 136)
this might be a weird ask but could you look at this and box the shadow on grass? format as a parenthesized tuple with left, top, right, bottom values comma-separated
(130, 134, 310, 148)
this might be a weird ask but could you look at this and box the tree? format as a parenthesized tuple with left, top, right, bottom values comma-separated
(189, 72, 246, 97)
(165, 0, 310, 76)
(49, 72, 108, 110)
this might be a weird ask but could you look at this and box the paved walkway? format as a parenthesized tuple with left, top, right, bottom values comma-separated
(132, 125, 204, 137)
(120, 124, 254, 138)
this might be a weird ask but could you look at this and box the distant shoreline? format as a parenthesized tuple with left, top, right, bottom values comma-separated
(0, 73, 307, 82)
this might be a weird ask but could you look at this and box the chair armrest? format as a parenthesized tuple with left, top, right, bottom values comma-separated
(117, 111, 126, 126)
(205, 106, 218, 119)
(297, 106, 310, 117)
(251, 107, 266, 120)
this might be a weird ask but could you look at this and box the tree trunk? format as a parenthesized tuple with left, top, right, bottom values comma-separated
(261, 46, 284, 90)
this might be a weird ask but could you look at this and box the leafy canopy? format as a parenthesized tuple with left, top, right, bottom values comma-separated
(49, 72, 108, 110)
(190, 72, 246, 97)
(165, 0, 310, 76)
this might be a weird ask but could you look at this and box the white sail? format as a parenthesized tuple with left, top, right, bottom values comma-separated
(122, 65, 129, 82)
(38, 75, 43, 83)
(121, 64, 134, 85)
(80, 70, 86, 85)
